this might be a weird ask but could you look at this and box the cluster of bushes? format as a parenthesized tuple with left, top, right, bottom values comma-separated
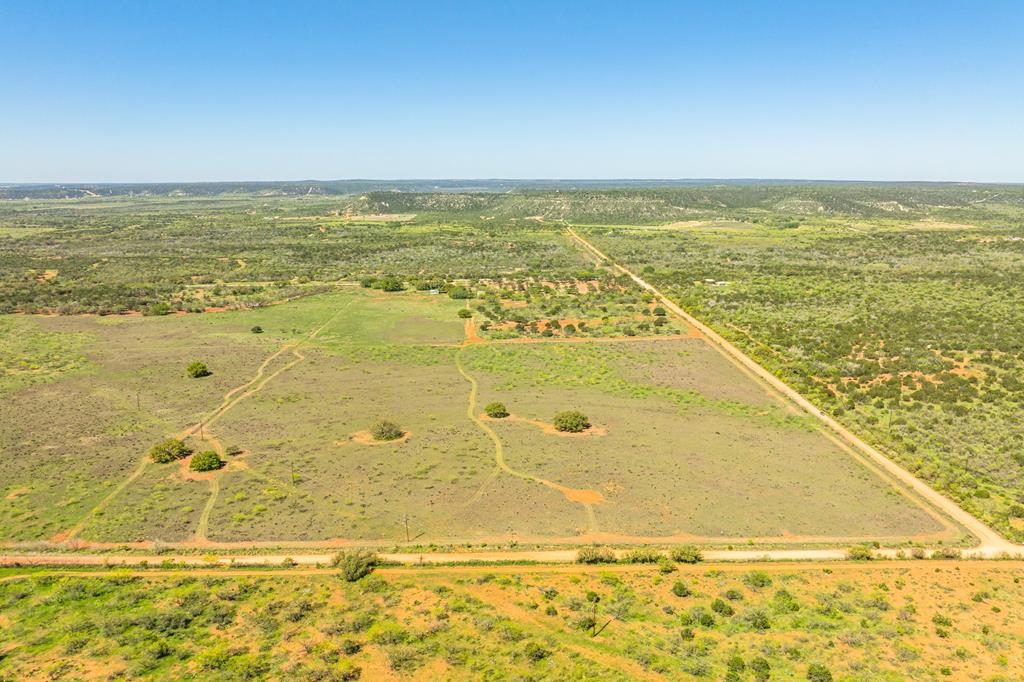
(576, 545, 703, 564)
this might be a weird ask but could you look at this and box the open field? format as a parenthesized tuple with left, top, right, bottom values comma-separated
(1, 283, 953, 548)
(2, 560, 1023, 681)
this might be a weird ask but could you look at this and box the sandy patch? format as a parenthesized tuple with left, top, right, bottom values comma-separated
(36, 270, 58, 282)
(345, 213, 417, 222)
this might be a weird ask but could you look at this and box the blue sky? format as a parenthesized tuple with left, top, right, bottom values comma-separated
(1, 1, 1022, 182)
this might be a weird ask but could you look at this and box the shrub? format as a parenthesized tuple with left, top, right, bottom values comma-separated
(807, 663, 833, 681)
(333, 550, 379, 582)
(186, 361, 211, 378)
(250, 325, 263, 334)
(670, 545, 703, 564)
(360, 277, 376, 288)
(933, 547, 962, 560)
(190, 450, 224, 472)
(743, 571, 773, 588)
(371, 420, 404, 441)
(522, 641, 550, 662)
(750, 657, 771, 682)
(622, 548, 662, 564)
(457, 308, 472, 319)
(671, 580, 691, 597)
(379, 276, 404, 292)
(149, 438, 191, 463)
(484, 402, 509, 419)
(743, 609, 772, 631)
(552, 410, 590, 433)
(711, 598, 734, 616)
(447, 286, 472, 299)
(653, 307, 667, 316)
(576, 546, 617, 564)
(846, 545, 874, 561)
(657, 557, 676, 574)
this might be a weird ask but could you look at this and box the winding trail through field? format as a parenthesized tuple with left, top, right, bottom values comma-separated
(454, 345, 601, 531)
(58, 298, 354, 545)
(565, 225, 1019, 558)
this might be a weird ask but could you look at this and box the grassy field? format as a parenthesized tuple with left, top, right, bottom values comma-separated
(1, 561, 1021, 681)
(0, 284, 951, 547)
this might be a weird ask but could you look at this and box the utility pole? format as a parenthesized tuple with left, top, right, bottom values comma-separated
(404, 514, 410, 543)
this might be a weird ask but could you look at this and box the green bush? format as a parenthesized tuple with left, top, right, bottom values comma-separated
(379, 276, 404, 292)
(332, 549, 379, 582)
(807, 663, 833, 681)
(670, 545, 703, 564)
(846, 545, 875, 561)
(371, 420, 404, 441)
(552, 410, 590, 433)
(523, 641, 550, 662)
(190, 450, 224, 472)
(483, 401, 509, 419)
(447, 285, 472, 299)
(149, 438, 191, 464)
(186, 361, 211, 378)
(457, 308, 472, 319)
(711, 598, 734, 616)
(622, 548, 662, 564)
(250, 325, 263, 334)
(671, 580, 691, 597)
(576, 546, 617, 564)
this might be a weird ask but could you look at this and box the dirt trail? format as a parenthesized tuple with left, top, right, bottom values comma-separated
(566, 226, 1020, 558)
(454, 346, 602, 526)
(59, 299, 354, 546)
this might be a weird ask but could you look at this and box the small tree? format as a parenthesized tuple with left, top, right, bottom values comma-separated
(371, 420, 404, 441)
(484, 402, 509, 418)
(149, 438, 191, 463)
(190, 450, 224, 472)
(457, 308, 472, 319)
(250, 325, 263, 334)
(552, 410, 590, 433)
(653, 306, 667, 316)
(186, 361, 211, 378)
(332, 549, 379, 582)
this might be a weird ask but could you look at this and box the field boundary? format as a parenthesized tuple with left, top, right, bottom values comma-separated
(565, 225, 1020, 558)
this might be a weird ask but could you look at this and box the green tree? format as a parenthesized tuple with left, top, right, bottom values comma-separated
(149, 438, 191, 464)
(552, 410, 590, 433)
(484, 402, 509, 418)
(457, 308, 472, 319)
(190, 450, 224, 472)
(186, 361, 211, 378)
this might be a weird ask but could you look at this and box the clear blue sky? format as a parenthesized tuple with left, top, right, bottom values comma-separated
(2, 1, 1022, 183)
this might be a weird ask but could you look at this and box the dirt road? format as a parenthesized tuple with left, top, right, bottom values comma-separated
(565, 225, 1020, 559)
